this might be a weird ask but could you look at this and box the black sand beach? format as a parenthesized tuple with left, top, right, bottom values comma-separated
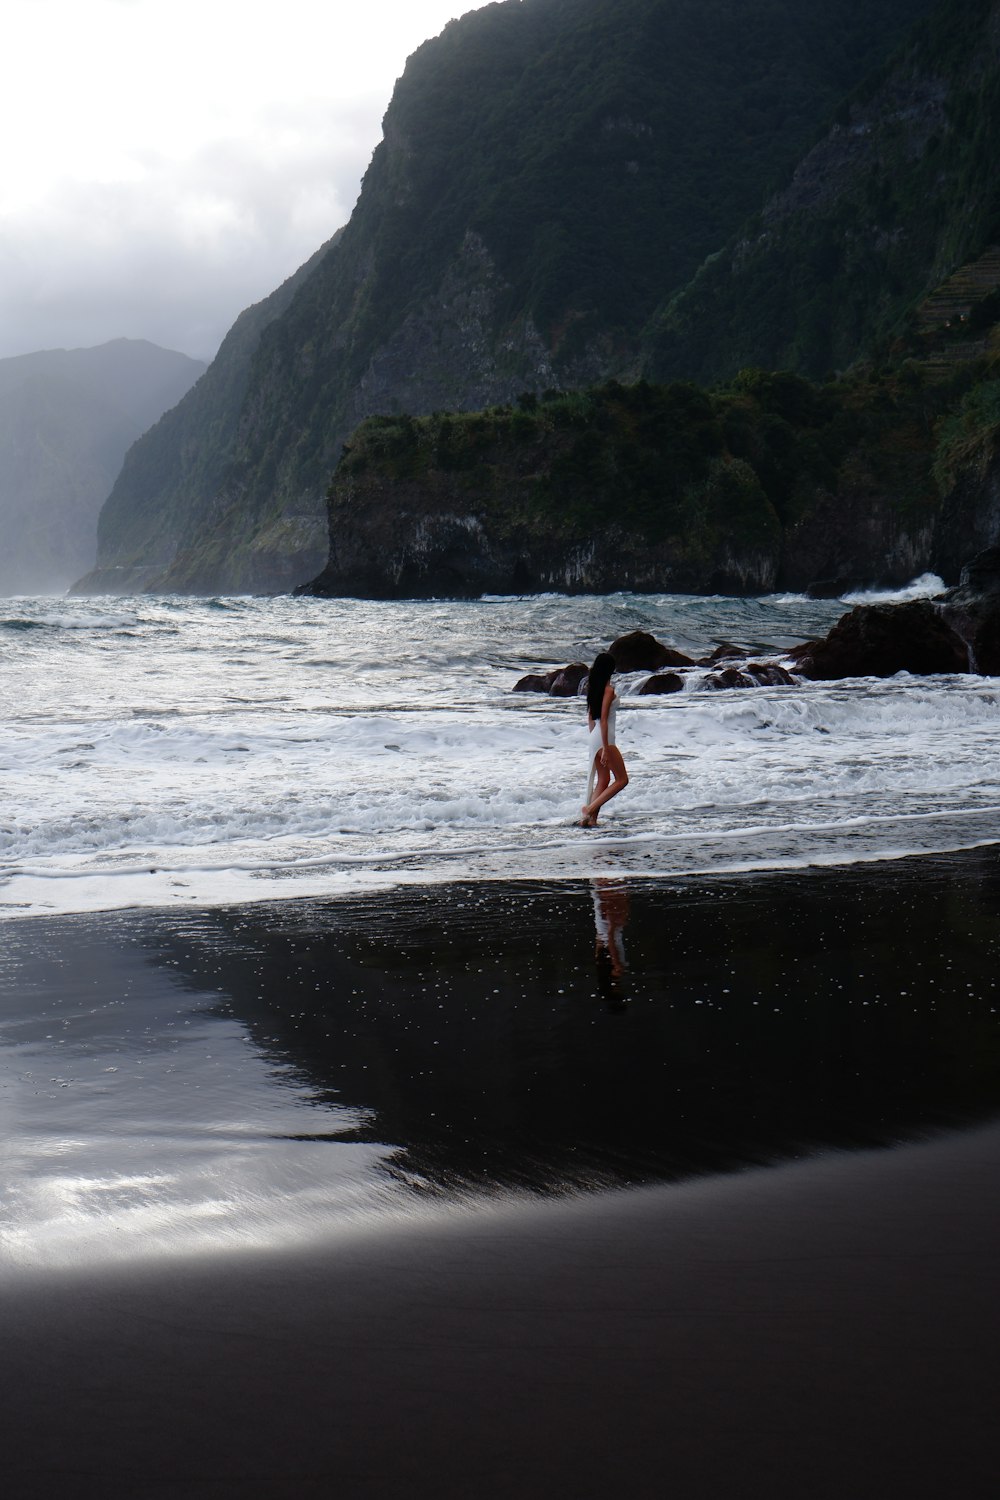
(2, 1123, 998, 1499)
(2, 855, 1000, 1497)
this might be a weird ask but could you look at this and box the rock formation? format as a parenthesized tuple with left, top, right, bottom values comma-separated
(937, 545, 1000, 673)
(514, 554, 1000, 694)
(790, 601, 969, 679)
(608, 631, 696, 671)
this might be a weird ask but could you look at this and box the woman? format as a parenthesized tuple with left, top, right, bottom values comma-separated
(580, 650, 629, 827)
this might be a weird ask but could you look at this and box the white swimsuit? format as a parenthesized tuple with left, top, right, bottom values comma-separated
(586, 697, 617, 805)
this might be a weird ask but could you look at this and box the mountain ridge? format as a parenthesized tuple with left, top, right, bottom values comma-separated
(77, 0, 935, 595)
(71, 238, 338, 595)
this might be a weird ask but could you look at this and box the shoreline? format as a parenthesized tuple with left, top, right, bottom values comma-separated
(6, 828, 1000, 924)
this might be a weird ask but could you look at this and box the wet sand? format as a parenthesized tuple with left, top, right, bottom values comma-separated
(2, 855, 1000, 1497)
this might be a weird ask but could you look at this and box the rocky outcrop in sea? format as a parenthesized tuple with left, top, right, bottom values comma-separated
(513, 556, 1000, 695)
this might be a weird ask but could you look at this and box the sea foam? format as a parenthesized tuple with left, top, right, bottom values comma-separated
(2, 591, 999, 916)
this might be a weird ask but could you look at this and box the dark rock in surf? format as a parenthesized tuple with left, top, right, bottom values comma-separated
(701, 659, 795, 689)
(805, 577, 850, 600)
(791, 600, 967, 680)
(745, 661, 796, 686)
(937, 546, 1000, 673)
(698, 642, 746, 665)
(609, 631, 695, 672)
(512, 661, 588, 695)
(703, 666, 757, 690)
(549, 662, 589, 696)
(638, 672, 685, 695)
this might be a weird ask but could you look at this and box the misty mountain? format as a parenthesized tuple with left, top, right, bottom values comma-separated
(0, 340, 205, 595)
(79, 0, 933, 595)
(72, 239, 338, 596)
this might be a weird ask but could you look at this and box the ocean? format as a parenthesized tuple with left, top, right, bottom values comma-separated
(3, 580, 1000, 1275)
(2, 575, 999, 918)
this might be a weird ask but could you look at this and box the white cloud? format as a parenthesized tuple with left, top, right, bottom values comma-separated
(0, 0, 485, 358)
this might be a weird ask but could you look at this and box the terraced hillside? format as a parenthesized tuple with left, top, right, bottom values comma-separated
(912, 246, 1000, 377)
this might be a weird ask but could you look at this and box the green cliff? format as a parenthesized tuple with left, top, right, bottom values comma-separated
(305, 361, 991, 597)
(646, 0, 1000, 384)
(303, 0, 1000, 601)
(83, 0, 933, 594)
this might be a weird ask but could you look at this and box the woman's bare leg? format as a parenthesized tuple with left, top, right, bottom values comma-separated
(581, 758, 610, 825)
(583, 748, 628, 823)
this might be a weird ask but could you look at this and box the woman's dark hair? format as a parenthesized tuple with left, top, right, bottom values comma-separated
(586, 652, 616, 720)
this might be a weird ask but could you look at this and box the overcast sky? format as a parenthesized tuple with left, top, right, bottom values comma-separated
(1, 0, 489, 362)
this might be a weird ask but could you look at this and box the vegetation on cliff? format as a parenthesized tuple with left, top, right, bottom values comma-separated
(933, 379, 1000, 491)
(309, 353, 999, 597)
(88, 0, 933, 594)
(345, 0, 932, 368)
(646, 0, 1000, 384)
(306, 0, 1000, 602)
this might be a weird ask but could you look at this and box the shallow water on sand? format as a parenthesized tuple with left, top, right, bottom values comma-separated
(3, 859, 1000, 1270)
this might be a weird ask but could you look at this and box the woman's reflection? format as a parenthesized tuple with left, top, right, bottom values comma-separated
(591, 878, 630, 1008)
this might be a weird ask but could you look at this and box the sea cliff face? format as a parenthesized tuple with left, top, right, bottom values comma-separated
(306, 471, 782, 599)
(70, 240, 337, 597)
(77, 0, 932, 595)
(305, 469, 941, 601)
(302, 373, 985, 599)
(932, 439, 1000, 581)
(779, 469, 938, 593)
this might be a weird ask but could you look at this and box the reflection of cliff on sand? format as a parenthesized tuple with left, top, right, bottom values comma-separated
(592, 878, 630, 1007)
